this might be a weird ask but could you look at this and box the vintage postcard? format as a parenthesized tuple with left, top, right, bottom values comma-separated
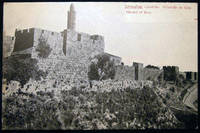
(2, 2, 198, 129)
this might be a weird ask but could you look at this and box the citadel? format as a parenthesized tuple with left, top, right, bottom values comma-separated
(2, 4, 198, 130)
(3, 4, 198, 94)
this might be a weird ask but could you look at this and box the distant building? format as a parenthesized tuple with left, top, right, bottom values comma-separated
(185, 71, 198, 81)
(115, 62, 145, 81)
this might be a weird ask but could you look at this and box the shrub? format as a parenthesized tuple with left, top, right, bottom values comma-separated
(88, 63, 99, 80)
(3, 55, 47, 87)
(36, 37, 52, 58)
(88, 54, 115, 81)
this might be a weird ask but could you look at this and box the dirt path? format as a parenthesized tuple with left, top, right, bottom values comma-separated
(183, 84, 198, 111)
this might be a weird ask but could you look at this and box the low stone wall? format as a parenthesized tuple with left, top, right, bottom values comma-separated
(36, 57, 89, 81)
(4, 77, 153, 98)
(90, 79, 153, 92)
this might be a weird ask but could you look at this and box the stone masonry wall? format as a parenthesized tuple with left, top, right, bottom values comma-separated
(115, 65, 135, 81)
(133, 62, 144, 81)
(104, 53, 122, 66)
(143, 68, 163, 81)
(63, 29, 105, 61)
(3, 36, 15, 58)
(37, 58, 88, 81)
(10, 28, 105, 84)
(185, 72, 198, 81)
(13, 28, 34, 52)
(31, 28, 64, 59)
(32, 28, 105, 82)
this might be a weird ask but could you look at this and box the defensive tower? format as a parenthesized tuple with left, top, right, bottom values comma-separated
(67, 4, 76, 30)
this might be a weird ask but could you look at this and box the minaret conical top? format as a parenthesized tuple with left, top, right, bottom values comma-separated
(70, 4, 75, 11)
(67, 3, 76, 30)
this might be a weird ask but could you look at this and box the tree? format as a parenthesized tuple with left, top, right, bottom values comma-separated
(3, 55, 47, 87)
(36, 37, 52, 58)
(88, 63, 99, 80)
(176, 74, 184, 87)
(88, 54, 116, 81)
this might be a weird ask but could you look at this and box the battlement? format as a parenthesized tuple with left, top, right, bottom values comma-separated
(15, 28, 34, 35)
(34, 28, 62, 37)
(64, 29, 104, 42)
(13, 28, 35, 52)
(63, 29, 105, 59)
(15, 28, 62, 36)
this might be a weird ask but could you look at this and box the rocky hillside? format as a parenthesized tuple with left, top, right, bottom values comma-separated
(2, 81, 182, 130)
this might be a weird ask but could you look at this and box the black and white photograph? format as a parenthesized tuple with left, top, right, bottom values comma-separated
(2, 2, 198, 130)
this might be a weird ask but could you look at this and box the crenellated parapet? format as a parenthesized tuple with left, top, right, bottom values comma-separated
(13, 28, 34, 53)
(63, 29, 105, 60)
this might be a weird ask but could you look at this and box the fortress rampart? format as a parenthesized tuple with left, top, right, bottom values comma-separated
(3, 36, 15, 58)
(63, 29, 104, 60)
(3, 3, 197, 87)
(13, 28, 34, 52)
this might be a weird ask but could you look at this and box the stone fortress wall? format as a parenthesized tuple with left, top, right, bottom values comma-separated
(133, 62, 144, 80)
(4, 25, 170, 83)
(31, 28, 64, 59)
(3, 3, 198, 92)
(185, 71, 198, 81)
(13, 28, 34, 52)
(143, 68, 163, 81)
(104, 53, 122, 66)
(8, 27, 105, 84)
(3, 35, 15, 58)
(115, 63, 163, 81)
(62, 29, 105, 61)
(115, 65, 136, 81)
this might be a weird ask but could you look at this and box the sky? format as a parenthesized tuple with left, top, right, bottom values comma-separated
(3, 2, 198, 72)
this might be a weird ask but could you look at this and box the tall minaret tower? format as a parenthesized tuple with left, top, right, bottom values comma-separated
(67, 4, 76, 30)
